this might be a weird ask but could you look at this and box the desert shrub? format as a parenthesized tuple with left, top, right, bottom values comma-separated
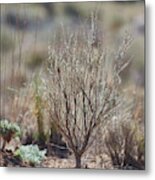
(0, 119, 21, 151)
(104, 114, 144, 170)
(44, 14, 133, 168)
(15, 144, 46, 166)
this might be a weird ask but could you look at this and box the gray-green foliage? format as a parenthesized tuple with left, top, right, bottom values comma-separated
(15, 145, 46, 165)
(0, 119, 21, 138)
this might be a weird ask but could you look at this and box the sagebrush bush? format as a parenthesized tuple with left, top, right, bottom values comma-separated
(105, 114, 145, 169)
(44, 15, 133, 168)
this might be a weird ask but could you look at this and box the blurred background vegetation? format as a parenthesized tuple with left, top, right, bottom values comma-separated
(0, 1, 144, 139)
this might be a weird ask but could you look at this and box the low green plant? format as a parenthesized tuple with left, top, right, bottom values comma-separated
(0, 119, 21, 151)
(15, 145, 46, 166)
